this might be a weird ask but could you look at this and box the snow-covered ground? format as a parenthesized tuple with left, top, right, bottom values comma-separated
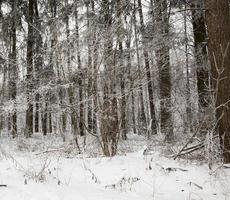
(0, 134, 230, 200)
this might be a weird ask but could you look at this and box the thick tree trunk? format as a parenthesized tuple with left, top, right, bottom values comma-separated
(100, 0, 119, 156)
(8, 2, 17, 138)
(126, 36, 136, 135)
(137, 0, 157, 135)
(48, 111, 52, 133)
(91, 0, 98, 135)
(183, 1, 192, 134)
(75, 0, 84, 137)
(25, 0, 34, 138)
(133, 0, 146, 132)
(34, 0, 43, 133)
(42, 103, 48, 136)
(46, 0, 59, 135)
(205, 0, 230, 163)
(191, 1, 209, 109)
(117, 0, 127, 140)
(61, 0, 71, 134)
(85, 1, 94, 134)
(155, 0, 172, 140)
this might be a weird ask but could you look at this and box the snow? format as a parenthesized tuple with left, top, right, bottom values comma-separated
(0, 135, 229, 200)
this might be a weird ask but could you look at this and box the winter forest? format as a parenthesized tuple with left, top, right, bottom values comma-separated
(0, 0, 230, 199)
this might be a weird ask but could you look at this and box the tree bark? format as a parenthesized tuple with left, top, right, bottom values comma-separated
(191, 0, 209, 109)
(137, 0, 157, 135)
(100, 0, 119, 156)
(133, 0, 146, 132)
(25, 0, 34, 138)
(155, 0, 172, 139)
(75, 0, 84, 136)
(34, 0, 43, 133)
(91, 0, 98, 135)
(42, 102, 48, 136)
(8, 1, 18, 138)
(117, 0, 127, 140)
(205, 0, 230, 163)
(86, 1, 93, 134)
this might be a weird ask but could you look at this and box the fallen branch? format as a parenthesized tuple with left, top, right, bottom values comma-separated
(181, 143, 204, 152)
(175, 144, 205, 157)
(0, 185, 7, 187)
(35, 148, 65, 155)
(188, 182, 203, 190)
(165, 167, 188, 172)
(173, 121, 204, 160)
(173, 135, 219, 159)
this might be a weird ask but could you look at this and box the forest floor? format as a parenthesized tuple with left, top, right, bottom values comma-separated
(0, 133, 230, 200)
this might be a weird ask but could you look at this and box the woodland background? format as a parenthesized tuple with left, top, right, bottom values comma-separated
(0, 0, 230, 164)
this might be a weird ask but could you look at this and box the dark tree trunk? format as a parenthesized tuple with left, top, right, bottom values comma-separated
(205, 0, 230, 163)
(25, 0, 34, 138)
(8, 2, 17, 138)
(68, 85, 80, 148)
(155, 0, 172, 140)
(182, 0, 192, 134)
(137, 0, 157, 135)
(117, 0, 127, 140)
(86, 1, 93, 134)
(133, 0, 146, 132)
(75, 0, 84, 136)
(61, 0, 71, 134)
(42, 102, 48, 136)
(49, 111, 52, 133)
(100, 0, 119, 156)
(91, 0, 98, 135)
(34, 0, 43, 133)
(191, 1, 209, 109)
(46, 0, 58, 135)
(126, 33, 136, 135)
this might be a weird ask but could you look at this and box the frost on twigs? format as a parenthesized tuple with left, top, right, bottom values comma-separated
(105, 177, 140, 191)
(23, 158, 51, 183)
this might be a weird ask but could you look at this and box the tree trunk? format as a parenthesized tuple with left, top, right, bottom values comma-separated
(191, 0, 209, 109)
(137, 0, 157, 135)
(133, 0, 146, 132)
(155, 0, 172, 140)
(100, 0, 119, 156)
(86, 1, 93, 134)
(8, 2, 17, 138)
(183, 0, 192, 134)
(117, 0, 127, 140)
(91, 0, 98, 135)
(46, 0, 58, 135)
(34, 0, 43, 133)
(25, 0, 34, 138)
(49, 111, 52, 133)
(42, 102, 48, 136)
(75, 0, 84, 136)
(205, 0, 230, 163)
(126, 28, 136, 135)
